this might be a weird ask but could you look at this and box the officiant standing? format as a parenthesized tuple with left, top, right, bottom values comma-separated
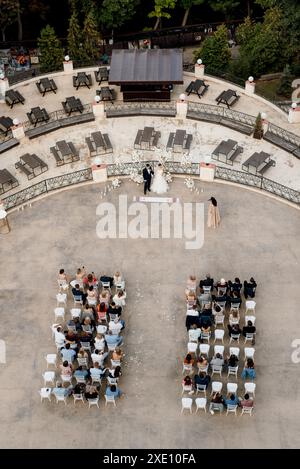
(207, 197, 221, 229)
(142, 164, 154, 195)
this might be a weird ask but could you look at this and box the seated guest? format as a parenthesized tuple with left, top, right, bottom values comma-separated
(75, 267, 86, 283)
(112, 347, 125, 362)
(109, 316, 125, 334)
(74, 366, 89, 380)
(108, 365, 122, 379)
(188, 323, 201, 342)
(243, 320, 256, 336)
(229, 309, 240, 326)
(228, 291, 241, 307)
(113, 271, 125, 289)
(194, 372, 210, 388)
(184, 353, 194, 366)
(105, 330, 123, 347)
(81, 304, 96, 323)
(209, 392, 224, 414)
(228, 277, 242, 296)
(65, 329, 80, 349)
(215, 278, 228, 294)
(53, 382, 71, 398)
(105, 384, 122, 399)
(244, 277, 257, 299)
(113, 289, 127, 307)
(94, 333, 106, 351)
(224, 393, 239, 407)
(59, 360, 73, 377)
(186, 305, 200, 331)
(53, 324, 66, 349)
(83, 272, 98, 289)
(226, 353, 239, 368)
(228, 323, 242, 338)
(77, 347, 89, 359)
(100, 289, 111, 307)
(85, 380, 99, 399)
(197, 355, 208, 372)
(97, 302, 108, 322)
(185, 275, 197, 295)
(241, 358, 256, 380)
(87, 285, 97, 300)
(90, 362, 106, 380)
(61, 343, 76, 363)
(57, 268, 68, 283)
(200, 302, 212, 315)
(239, 393, 254, 408)
(91, 349, 109, 367)
(199, 274, 214, 290)
(210, 353, 224, 367)
(73, 383, 85, 395)
(213, 291, 228, 303)
(201, 322, 211, 334)
(199, 315, 213, 329)
(107, 301, 122, 317)
(197, 288, 211, 309)
(186, 290, 197, 305)
(100, 274, 114, 288)
(212, 303, 224, 317)
(78, 331, 92, 344)
(182, 375, 193, 389)
(72, 284, 87, 305)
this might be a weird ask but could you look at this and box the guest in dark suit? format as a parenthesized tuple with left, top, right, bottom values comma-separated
(242, 321, 256, 336)
(228, 277, 242, 296)
(199, 274, 214, 290)
(228, 291, 241, 308)
(244, 277, 257, 299)
(142, 164, 154, 195)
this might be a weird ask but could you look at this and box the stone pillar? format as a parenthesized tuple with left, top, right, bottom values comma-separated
(12, 123, 25, 140)
(92, 101, 105, 119)
(288, 105, 300, 124)
(63, 60, 74, 74)
(91, 163, 107, 183)
(245, 79, 255, 96)
(195, 63, 205, 79)
(199, 162, 215, 181)
(0, 77, 9, 103)
(176, 99, 188, 118)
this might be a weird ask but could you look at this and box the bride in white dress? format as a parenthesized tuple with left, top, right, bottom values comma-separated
(151, 163, 169, 194)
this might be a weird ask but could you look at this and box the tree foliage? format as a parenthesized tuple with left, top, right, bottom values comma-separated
(210, 0, 241, 18)
(100, 0, 139, 30)
(194, 24, 231, 73)
(179, 0, 205, 26)
(148, 0, 177, 30)
(82, 9, 100, 60)
(37, 24, 64, 72)
(67, 8, 86, 62)
(0, 0, 19, 41)
(277, 64, 293, 97)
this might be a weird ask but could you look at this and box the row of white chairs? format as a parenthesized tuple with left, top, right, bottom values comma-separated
(186, 344, 255, 360)
(39, 387, 117, 407)
(182, 381, 256, 397)
(181, 397, 253, 415)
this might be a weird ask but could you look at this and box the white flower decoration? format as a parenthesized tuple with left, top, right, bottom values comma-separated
(112, 178, 121, 188)
(184, 177, 195, 189)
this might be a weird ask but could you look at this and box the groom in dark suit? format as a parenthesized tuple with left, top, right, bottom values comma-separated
(142, 164, 154, 195)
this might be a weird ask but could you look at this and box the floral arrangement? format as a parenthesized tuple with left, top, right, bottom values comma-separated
(184, 177, 201, 195)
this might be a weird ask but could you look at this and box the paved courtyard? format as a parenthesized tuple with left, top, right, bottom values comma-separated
(0, 178, 299, 448)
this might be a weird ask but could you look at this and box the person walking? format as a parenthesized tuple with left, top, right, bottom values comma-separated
(207, 197, 221, 229)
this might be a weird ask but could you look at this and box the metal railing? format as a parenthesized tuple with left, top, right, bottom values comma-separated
(266, 122, 300, 148)
(7, 65, 64, 86)
(3, 163, 299, 211)
(187, 102, 256, 126)
(0, 131, 14, 144)
(105, 100, 177, 111)
(23, 103, 93, 131)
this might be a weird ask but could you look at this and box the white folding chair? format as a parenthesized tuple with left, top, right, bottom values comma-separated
(111, 359, 121, 368)
(88, 398, 100, 408)
(97, 325, 107, 334)
(101, 281, 111, 290)
(91, 375, 102, 386)
(244, 333, 255, 344)
(211, 364, 223, 377)
(80, 342, 92, 353)
(181, 397, 193, 414)
(199, 344, 210, 356)
(182, 363, 194, 375)
(229, 347, 240, 358)
(245, 300, 256, 314)
(187, 342, 198, 355)
(182, 383, 193, 395)
(73, 393, 85, 405)
(227, 366, 239, 378)
(42, 371, 55, 386)
(58, 280, 69, 292)
(244, 382, 256, 397)
(195, 384, 207, 395)
(241, 406, 253, 416)
(202, 286, 211, 294)
(73, 295, 83, 306)
(54, 307, 65, 321)
(226, 404, 238, 416)
(75, 375, 87, 384)
(229, 333, 240, 344)
(45, 354, 57, 368)
(230, 304, 240, 313)
(87, 297, 97, 306)
(214, 329, 224, 343)
(61, 374, 72, 384)
(201, 331, 211, 343)
(195, 397, 207, 413)
(54, 393, 67, 405)
(70, 308, 81, 319)
(215, 314, 225, 327)
(227, 382, 238, 395)
(107, 376, 118, 386)
(39, 387, 52, 402)
(105, 395, 116, 406)
(211, 381, 222, 395)
(77, 357, 88, 367)
(214, 345, 224, 357)
(244, 347, 255, 360)
(107, 343, 117, 352)
(56, 293, 67, 306)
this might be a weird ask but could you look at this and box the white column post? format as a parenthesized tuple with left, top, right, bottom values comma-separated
(92, 95, 105, 119)
(288, 103, 300, 124)
(11, 118, 25, 140)
(176, 94, 188, 118)
(261, 112, 268, 133)
(63, 55, 73, 74)
(199, 162, 215, 181)
(91, 161, 108, 182)
(194, 59, 205, 79)
(0, 75, 9, 103)
(245, 76, 255, 96)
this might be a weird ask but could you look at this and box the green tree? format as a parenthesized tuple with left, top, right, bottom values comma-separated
(194, 24, 231, 73)
(67, 8, 86, 62)
(37, 25, 64, 72)
(148, 0, 177, 30)
(210, 0, 241, 19)
(100, 0, 139, 31)
(0, 0, 19, 41)
(180, 0, 205, 26)
(277, 64, 293, 98)
(83, 9, 100, 61)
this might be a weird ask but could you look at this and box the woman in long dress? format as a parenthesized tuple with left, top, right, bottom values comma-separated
(151, 163, 169, 194)
(207, 197, 221, 228)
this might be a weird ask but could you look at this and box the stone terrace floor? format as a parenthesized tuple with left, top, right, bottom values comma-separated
(0, 179, 299, 448)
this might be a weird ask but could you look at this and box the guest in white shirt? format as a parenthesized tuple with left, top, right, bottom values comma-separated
(113, 289, 127, 307)
(188, 324, 201, 342)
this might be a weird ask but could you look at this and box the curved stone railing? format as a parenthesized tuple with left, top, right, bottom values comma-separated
(2, 162, 300, 212)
